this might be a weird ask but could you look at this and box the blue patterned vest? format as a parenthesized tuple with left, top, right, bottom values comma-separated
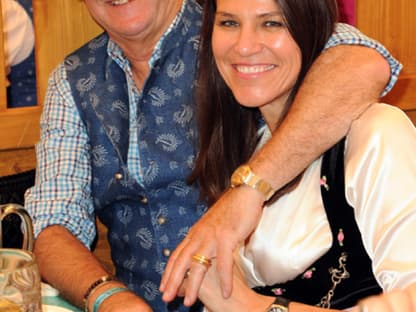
(64, 1, 205, 311)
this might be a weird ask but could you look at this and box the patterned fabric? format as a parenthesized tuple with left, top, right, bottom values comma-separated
(27, 1, 204, 311)
(25, 1, 401, 311)
(67, 31, 205, 311)
(253, 139, 382, 309)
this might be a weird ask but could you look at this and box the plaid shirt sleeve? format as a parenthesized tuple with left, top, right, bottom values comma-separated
(25, 63, 96, 248)
(325, 23, 402, 97)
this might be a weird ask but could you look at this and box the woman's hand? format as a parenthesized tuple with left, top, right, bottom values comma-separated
(187, 259, 274, 312)
(160, 187, 264, 306)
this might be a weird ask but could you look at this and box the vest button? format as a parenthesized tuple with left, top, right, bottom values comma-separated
(163, 248, 171, 257)
(141, 196, 148, 204)
(114, 173, 123, 180)
(157, 216, 167, 225)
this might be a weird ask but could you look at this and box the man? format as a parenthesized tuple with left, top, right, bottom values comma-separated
(26, 0, 400, 311)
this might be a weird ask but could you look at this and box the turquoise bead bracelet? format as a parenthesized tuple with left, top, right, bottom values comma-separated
(92, 287, 128, 312)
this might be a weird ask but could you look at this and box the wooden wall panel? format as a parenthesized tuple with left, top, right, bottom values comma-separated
(0, 107, 41, 150)
(0, 1, 102, 152)
(33, 0, 103, 105)
(406, 110, 416, 124)
(0, 0, 40, 151)
(1, 1, 102, 177)
(0, 147, 36, 177)
(356, 0, 416, 124)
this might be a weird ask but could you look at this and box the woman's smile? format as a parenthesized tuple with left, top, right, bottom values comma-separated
(233, 64, 276, 75)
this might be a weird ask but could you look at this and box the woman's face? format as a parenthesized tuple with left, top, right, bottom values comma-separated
(212, 0, 301, 123)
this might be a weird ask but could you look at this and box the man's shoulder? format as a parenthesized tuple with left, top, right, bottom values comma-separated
(59, 32, 109, 81)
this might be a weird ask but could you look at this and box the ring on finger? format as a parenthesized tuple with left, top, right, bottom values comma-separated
(192, 253, 212, 269)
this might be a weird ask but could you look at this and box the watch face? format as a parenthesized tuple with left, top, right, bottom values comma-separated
(230, 170, 243, 187)
(239, 165, 251, 179)
(231, 165, 247, 187)
(268, 305, 287, 312)
(230, 165, 250, 188)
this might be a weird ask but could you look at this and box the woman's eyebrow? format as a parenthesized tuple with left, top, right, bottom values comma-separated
(215, 11, 235, 18)
(215, 11, 283, 18)
(258, 11, 283, 18)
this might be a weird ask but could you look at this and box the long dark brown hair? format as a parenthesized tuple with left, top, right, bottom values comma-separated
(190, 0, 338, 205)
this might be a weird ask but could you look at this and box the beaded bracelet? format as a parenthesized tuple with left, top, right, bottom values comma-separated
(85, 281, 117, 312)
(92, 287, 129, 312)
(83, 275, 117, 308)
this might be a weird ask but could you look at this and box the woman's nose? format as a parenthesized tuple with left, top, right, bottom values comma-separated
(233, 26, 263, 56)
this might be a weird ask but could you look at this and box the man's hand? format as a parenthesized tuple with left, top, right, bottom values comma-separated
(34, 226, 153, 311)
(160, 186, 264, 306)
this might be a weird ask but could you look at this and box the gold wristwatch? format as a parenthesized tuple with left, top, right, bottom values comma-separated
(230, 165, 274, 201)
(265, 297, 290, 312)
(266, 303, 288, 312)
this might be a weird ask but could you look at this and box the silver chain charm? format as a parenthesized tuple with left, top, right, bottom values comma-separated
(318, 252, 350, 308)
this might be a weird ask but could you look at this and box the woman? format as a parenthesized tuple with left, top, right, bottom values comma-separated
(183, 0, 416, 310)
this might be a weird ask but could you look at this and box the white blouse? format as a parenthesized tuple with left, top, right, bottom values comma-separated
(239, 104, 416, 292)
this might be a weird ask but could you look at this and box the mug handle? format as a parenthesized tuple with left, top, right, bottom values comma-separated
(0, 203, 34, 251)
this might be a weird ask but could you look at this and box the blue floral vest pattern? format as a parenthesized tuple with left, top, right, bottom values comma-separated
(64, 2, 205, 311)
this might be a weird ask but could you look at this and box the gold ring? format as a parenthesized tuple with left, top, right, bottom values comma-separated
(192, 254, 212, 269)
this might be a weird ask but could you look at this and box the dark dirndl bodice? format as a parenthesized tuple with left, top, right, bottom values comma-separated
(253, 139, 382, 309)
